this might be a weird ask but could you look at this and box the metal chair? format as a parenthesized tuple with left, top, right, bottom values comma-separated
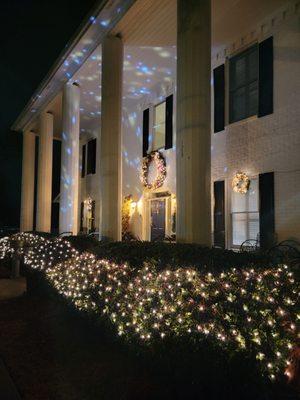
(267, 240, 300, 266)
(240, 239, 259, 252)
(59, 231, 73, 237)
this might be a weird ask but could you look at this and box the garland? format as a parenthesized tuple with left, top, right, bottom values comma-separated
(84, 197, 93, 212)
(232, 172, 250, 194)
(140, 151, 166, 190)
(0, 232, 299, 382)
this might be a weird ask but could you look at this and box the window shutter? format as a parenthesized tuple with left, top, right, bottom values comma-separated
(87, 139, 96, 175)
(81, 144, 86, 178)
(142, 108, 149, 157)
(258, 36, 273, 117)
(165, 94, 173, 149)
(213, 181, 225, 248)
(80, 201, 84, 232)
(259, 172, 275, 249)
(213, 64, 225, 132)
(91, 200, 96, 232)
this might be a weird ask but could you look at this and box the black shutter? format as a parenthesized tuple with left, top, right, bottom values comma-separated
(91, 200, 96, 232)
(142, 108, 149, 157)
(87, 139, 96, 174)
(213, 64, 225, 132)
(165, 94, 173, 149)
(81, 144, 86, 178)
(258, 36, 273, 117)
(213, 181, 225, 248)
(259, 172, 275, 249)
(80, 201, 84, 232)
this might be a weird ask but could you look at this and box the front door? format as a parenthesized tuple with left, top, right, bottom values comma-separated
(150, 199, 166, 241)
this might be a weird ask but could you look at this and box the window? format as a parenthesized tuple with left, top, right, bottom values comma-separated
(87, 138, 96, 175)
(143, 95, 173, 155)
(229, 44, 258, 123)
(231, 178, 259, 247)
(153, 101, 166, 150)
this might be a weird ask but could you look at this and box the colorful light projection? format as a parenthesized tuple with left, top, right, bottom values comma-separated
(20, 0, 135, 128)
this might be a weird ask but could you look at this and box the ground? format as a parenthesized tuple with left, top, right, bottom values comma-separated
(0, 288, 155, 400)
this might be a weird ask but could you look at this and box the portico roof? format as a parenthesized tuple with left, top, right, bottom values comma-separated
(12, 0, 290, 133)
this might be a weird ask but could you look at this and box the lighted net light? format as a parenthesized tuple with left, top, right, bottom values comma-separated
(0, 233, 298, 381)
(26, 237, 79, 270)
(0, 232, 46, 261)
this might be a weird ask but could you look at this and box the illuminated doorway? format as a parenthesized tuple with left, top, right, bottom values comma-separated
(150, 198, 166, 241)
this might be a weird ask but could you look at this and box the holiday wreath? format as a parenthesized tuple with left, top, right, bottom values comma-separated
(232, 172, 250, 194)
(140, 151, 166, 190)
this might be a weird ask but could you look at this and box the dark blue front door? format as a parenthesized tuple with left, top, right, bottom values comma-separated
(150, 199, 166, 241)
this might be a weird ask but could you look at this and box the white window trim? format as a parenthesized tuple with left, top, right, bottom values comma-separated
(149, 99, 166, 152)
(229, 175, 260, 249)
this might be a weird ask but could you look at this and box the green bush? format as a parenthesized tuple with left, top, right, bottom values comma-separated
(1, 232, 298, 386)
(67, 236, 273, 271)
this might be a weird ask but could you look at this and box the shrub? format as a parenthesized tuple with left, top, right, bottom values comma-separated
(67, 238, 274, 271)
(0, 233, 298, 384)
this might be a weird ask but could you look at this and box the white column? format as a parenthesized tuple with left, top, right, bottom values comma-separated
(36, 112, 53, 232)
(176, 0, 212, 245)
(20, 130, 36, 231)
(59, 82, 80, 235)
(100, 36, 123, 241)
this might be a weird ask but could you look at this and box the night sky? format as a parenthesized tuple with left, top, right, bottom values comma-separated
(0, 0, 98, 229)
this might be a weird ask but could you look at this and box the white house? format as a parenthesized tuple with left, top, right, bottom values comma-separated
(12, 0, 300, 249)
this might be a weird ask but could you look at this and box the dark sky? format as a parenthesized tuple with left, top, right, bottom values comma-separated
(0, 0, 98, 228)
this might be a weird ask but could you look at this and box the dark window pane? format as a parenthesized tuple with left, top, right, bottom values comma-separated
(234, 57, 246, 88)
(231, 87, 246, 122)
(248, 49, 258, 82)
(81, 144, 86, 178)
(87, 139, 96, 175)
(248, 81, 258, 116)
(229, 44, 258, 123)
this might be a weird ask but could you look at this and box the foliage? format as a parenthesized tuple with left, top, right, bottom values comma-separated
(0, 232, 299, 383)
(84, 240, 274, 271)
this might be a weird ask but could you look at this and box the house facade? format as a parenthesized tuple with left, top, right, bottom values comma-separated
(12, 0, 300, 249)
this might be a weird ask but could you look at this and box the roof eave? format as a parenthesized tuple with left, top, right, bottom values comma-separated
(11, 0, 136, 132)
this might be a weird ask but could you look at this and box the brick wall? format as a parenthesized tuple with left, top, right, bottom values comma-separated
(211, 10, 300, 245)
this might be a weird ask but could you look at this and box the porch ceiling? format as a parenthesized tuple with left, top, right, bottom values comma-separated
(111, 0, 289, 49)
(111, 0, 177, 46)
(18, 0, 290, 135)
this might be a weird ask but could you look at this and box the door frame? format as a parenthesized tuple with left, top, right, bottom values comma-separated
(145, 191, 172, 241)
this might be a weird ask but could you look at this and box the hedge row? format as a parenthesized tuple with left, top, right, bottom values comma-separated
(0, 232, 299, 385)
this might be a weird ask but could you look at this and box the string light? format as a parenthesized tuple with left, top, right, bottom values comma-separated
(0, 232, 299, 381)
